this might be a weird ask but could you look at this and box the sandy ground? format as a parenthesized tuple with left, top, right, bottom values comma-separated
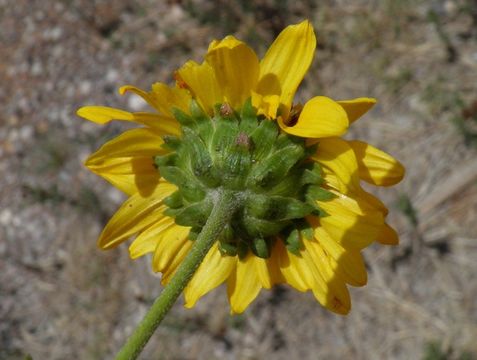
(1, 0, 477, 359)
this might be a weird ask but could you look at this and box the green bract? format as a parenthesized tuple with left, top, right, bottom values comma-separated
(154, 99, 335, 259)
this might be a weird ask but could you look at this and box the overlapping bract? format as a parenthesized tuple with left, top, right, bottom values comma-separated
(77, 20, 404, 314)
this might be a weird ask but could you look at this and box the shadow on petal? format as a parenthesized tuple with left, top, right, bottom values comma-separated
(131, 157, 159, 198)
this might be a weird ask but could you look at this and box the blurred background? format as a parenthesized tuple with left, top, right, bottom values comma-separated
(1, 0, 477, 359)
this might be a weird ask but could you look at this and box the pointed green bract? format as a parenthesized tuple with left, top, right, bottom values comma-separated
(154, 98, 335, 259)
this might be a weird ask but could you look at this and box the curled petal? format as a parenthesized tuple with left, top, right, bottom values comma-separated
(337, 97, 376, 124)
(279, 96, 348, 138)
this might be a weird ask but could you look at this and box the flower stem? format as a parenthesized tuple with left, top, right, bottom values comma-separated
(115, 189, 237, 360)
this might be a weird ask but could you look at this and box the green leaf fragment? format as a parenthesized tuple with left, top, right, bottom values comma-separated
(285, 228, 302, 255)
(251, 237, 270, 258)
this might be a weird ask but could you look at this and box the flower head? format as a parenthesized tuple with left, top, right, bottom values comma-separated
(77, 21, 404, 315)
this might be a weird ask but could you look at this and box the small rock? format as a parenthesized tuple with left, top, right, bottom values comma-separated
(31, 61, 43, 76)
(106, 69, 119, 83)
(107, 187, 125, 205)
(19, 126, 33, 141)
(79, 81, 92, 95)
(0, 209, 13, 226)
(128, 95, 146, 111)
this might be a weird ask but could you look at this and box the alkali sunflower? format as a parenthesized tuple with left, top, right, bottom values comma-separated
(77, 20, 404, 315)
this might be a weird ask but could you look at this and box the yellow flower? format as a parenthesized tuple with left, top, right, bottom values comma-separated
(77, 20, 404, 315)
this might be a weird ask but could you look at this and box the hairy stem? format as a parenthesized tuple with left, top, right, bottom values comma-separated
(115, 189, 237, 360)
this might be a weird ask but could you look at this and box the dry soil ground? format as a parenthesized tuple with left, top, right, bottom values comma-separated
(1, 0, 477, 359)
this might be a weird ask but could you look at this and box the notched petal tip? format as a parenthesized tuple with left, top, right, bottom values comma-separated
(207, 35, 243, 52)
(206, 35, 259, 109)
(257, 19, 316, 116)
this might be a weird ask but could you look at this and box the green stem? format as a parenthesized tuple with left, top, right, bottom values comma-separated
(115, 189, 237, 360)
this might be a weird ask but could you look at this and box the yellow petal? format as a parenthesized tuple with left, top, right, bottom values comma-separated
(76, 106, 180, 135)
(85, 128, 168, 195)
(301, 239, 351, 315)
(152, 224, 191, 274)
(97, 182, 176, 249)
(349, 140, 405, 186)
(85, 128, 167, 160)
(311, 226, 367, 286)
(376, 223, 400, 245)
(120, 83, 191, 117)
(311, 137, 360, 194)
(176, 60, 223, 115)
(128, 216, 176, 259)
(358, 189, 389, 215)
(206, 36, 259, 109)
(276, 240, 313, 292)
(251, 91, 280, 119)
(312, 138, 390, 216)
(337, 97, 376, 124)
(119, 85, 160, 110)
(151, 82, 191, 116)
(318, 192, 384, 249)
(227, 253, 262, 314)
(161, 237, 193, 285)
(253, 249, 284, 289)
(184, 244, 236, 308)
(257, 20, 316, 116)
(86, 156, 160, 196)
(77, 106, 134, 124)
(279, 96, 348, 138)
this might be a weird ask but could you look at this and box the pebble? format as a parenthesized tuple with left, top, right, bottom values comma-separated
(31, 61, 43, 76)
(19, 125, 33, 140)
(79, 81, 92, 95)
(472, 52, 477, 62)
(43, 26, 63, 41)
(0, 236, 6, 255)
(107, 187, 125, 205)
(128, 94, 147, 111)
(106, 69, 119, 83)
(0, 209, 13, 226)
